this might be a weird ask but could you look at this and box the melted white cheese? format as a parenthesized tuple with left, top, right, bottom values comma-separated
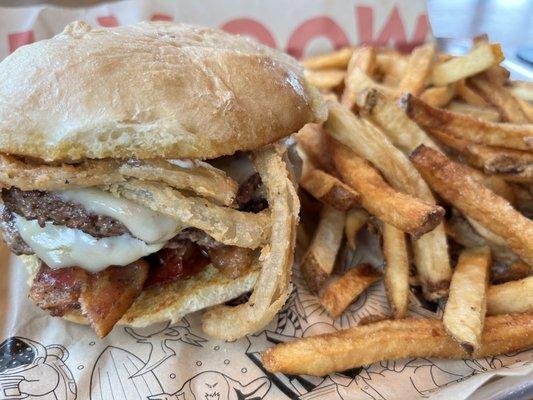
(15, 215, 164, 272)
(56, 188, 179, 243)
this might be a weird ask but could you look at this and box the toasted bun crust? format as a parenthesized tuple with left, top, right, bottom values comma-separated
(21, 254, 259, 327)
(0, 21, 326, 162)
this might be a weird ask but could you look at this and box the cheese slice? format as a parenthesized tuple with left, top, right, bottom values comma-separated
(15, 215, 164, 272)
(56, 188, 180, 243)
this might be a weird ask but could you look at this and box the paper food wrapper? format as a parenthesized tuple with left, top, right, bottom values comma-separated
(0, 1, 531, 399)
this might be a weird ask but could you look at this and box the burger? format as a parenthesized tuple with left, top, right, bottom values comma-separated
(0, 21, 326, 338)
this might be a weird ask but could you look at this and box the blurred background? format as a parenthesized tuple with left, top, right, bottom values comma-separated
(0, 0, 530, 78)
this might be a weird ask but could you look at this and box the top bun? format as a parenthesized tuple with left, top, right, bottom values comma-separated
(0, 21, 326, 161)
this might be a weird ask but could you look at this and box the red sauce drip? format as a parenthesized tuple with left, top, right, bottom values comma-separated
(144, 242, 211, 288)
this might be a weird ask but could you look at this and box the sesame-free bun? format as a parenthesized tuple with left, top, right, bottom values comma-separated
(0, 21, 326, 162)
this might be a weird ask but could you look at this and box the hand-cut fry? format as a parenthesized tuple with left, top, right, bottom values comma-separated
(202, 145, 299, 340)
(295, 124, 335, 173)
(508, 80, 533, 102)
(397, 42, 435, 96)
(410, 145, 533, 265)
(443, 246, 491, 353)
(492, 262, 531, 284)
(301, 205, 345, 292)
(429, 129, 533, 181)
(358, 89, 440, 154)
(487, 277, 533, 315)
(469, 76, 529, 123)
(446, 101, 500, 122)
(110, 179, 270, 249)
(446, 211, 519, 265)
(516, 97, 533, 122)
(401, 94, 533, 151)
(319, 264, 381, 318)
(301, 47, 353, 70)
(420, 85, 455, 107)
(429, 43, 504, 86)
(300, 167, 360, 211)
(484, 65, 510, 86)
(343, 66, 396, 108)
(329, 140, 443, 237)
(0, 153, 124, 190)
(119, 159, 238, 206)
(455, 79, 488, 106)
(378, 54, 408, 86)
(304, 69, 345, 90)
(345, 208, 369, 250)
(325, 102, 451, 299)
(341, 46, 376, 107)
(383, 223, 409, 318)
(261, 313, 533, 376)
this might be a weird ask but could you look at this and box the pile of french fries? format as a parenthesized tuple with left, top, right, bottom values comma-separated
(262, 35, 533, 376)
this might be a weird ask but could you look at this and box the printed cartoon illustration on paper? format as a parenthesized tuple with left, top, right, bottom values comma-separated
(0, 336, 76, 400)
(148, 371, 271, 400)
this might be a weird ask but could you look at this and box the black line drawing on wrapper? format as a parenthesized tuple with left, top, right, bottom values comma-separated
(0, 336, 76, 400)
(147, 371, 271, 400)
(124, 319, 207, 377)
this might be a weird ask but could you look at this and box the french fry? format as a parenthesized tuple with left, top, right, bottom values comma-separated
(401, 94, 533, 151)
(455, 79, 489, 106)
(443, 246, 491, 353)
(446, 101, 500, 122)
(304, 69, 345, 90)
(345, 208, 369, 250)
(301, 205, 345, 292)
(429, 43, 504, 86)
(429, 129, 533, 181)
(516, 97, 533, 122)
(319, 264, 381, 318)
(397, 42, 435, 96)
(487, 277, 533, 315)
(376, 51, 408, 86)
(261, 313, 533, 376)
(325, 102, 451, 299)
(341, 46, 376, 107)
(469, 75, 529, 123)
(492, 262, 531, 284)
(383, 223, 409, 318)
(410, 145, 533, 266)
(300, 166, 360, 211)
(343, 66, 396, 108)
(329, 139, 443, 238)
(295, 124, 336, 173)
(508, 80, 533, 102)
(420, 85, 455, 107)
(301, 47, 353, 70)
(357, 88, 440, 154)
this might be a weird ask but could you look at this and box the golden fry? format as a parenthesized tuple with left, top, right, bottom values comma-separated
(261, 313, 533, 376)
(341, 46, 376, 107)
(397, 42, 435, 96)
(304, 69, 345, 90)
(455, 79, 489, 106)
(469, 76, 528, 123)
(300, 167, 360, 211)
(487, 277, 533, 315)
(401, 94, 533, 151)
(301, 205, 345, 292)
(345, 208, 369, 250)
(383, 223, 409, 318)
(446, 101, 500, 122)
(443, 246, 491, 353)
(319, 264, 381, 318)
(295, 124, 336, 173)
(410, 145, 533, 265)
(301, 47, 353, 70)
(508, 80, 533, 102)
(429, 43, 504, 86)
(420, 85, 455, 107)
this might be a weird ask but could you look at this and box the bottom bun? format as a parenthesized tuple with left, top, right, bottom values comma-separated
(20, 254, 260, 328)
